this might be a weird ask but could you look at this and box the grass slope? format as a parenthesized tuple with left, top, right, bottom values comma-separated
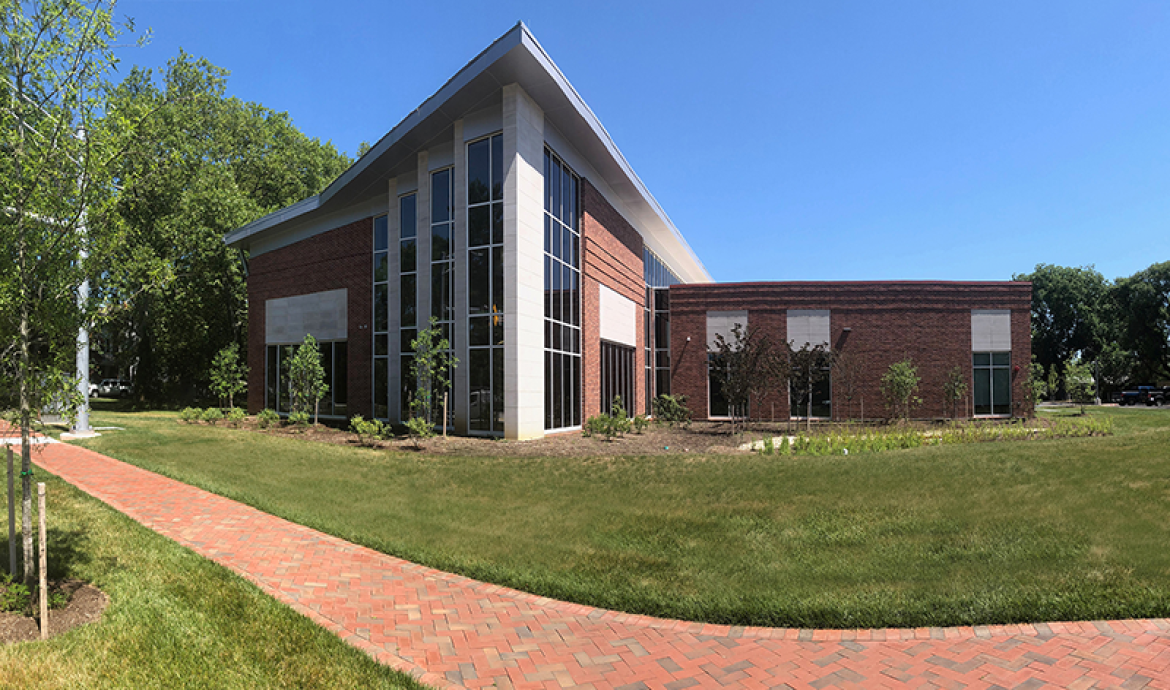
(75, 407, 1170, 629)
(0, 471, 421, 689)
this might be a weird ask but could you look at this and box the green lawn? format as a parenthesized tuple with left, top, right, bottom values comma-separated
(0, 471, 421, 689)
(71, 406, 1170, 629)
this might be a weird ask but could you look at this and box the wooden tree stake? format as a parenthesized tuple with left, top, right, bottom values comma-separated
(38, 482, 47, 640)
(7, 447, 13, 577)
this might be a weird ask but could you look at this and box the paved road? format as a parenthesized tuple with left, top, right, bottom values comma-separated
(29, 441, 1170, 689)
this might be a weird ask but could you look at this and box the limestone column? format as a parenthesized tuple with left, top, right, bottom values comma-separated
(502, 84, 545, 440)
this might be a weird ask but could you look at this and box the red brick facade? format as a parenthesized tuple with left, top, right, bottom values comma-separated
(580, 179, 646, 420)
(245, 218, 373, 416)
(669, 281, 1033, 421)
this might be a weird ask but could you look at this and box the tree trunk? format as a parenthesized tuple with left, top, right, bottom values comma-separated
(20, 294, 33, 587)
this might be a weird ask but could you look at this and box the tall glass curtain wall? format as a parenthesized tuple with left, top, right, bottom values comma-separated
(974, 352, 1011, 415)
(373, 215, 390, 419)
(265, 341, 347, 416)
(467, 134, 505, 434)
(430, 168, 455, 428)
(544, 149, 582, 430)
(399, 195, 417, 418)
(643, 249, 680, 415)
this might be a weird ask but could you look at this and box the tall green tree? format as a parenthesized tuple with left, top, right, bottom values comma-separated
(98, 52, 350, 402)
(1013, 264, 1111, 387)
(0, 0, 131, 585)
(1113, 261, 1170, 382)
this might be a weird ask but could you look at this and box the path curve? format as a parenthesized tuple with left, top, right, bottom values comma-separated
(29, 442, 1170, 689)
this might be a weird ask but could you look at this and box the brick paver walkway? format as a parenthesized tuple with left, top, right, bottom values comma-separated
(27, 441, 1170, 689)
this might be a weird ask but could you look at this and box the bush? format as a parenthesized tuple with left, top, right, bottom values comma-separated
(288, 410, 310, 428)
(582, 415, 608, 438)
(178, 407, 200, 423)
(0, 573, 30, 613)
(653, 394, 692, 427)
(404, 416, 434, 447)
(201, 407, 224, 425)
(633, 414, 649, 434)
(257, 408, 280, 429)
(349, 415, 386, 447)
(225, 407, 246, 426)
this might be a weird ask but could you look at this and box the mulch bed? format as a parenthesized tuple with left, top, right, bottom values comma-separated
(0, 579, 108, 644)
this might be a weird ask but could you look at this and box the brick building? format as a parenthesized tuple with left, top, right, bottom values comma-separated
(226, 24, 1031, 438)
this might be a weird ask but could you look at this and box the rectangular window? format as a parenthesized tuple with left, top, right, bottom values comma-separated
(265, 341, 348, 417)
(974, 351, 1011, 416)
(467, 134, 505, 434)
(372, 214, 390, 418)
(643, 249, 681, 415)
(543, 148, 581, 430)
(600, 341, 635, 416)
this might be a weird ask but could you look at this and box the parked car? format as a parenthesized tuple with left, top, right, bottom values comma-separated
(96, 379, 133, 398)
(1119, 386, 1164, 406)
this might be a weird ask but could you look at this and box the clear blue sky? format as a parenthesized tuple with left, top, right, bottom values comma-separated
(115, 0, 1169, 283)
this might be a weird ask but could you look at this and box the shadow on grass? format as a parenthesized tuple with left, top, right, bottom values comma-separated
(2, 527, 92, 580)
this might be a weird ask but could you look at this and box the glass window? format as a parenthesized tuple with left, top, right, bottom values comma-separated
(467, 134, 505, 434)
(543, 148, 581, 430)
(973, 351, 1011, 416)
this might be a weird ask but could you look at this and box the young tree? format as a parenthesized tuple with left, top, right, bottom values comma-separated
(787, 342, 834, 431)
(880, 358, 922, 421)
(285, 334, 328, 424)
(409, 317, 458, 428)
(831, 348, 864, 421)
(710, 323, 782, 435)
(1022, 355, 1047, 410)
(209, 342, 248, 409)
(1064, 356, 1094, 415)
(942, 365, 968, 419)
(0, 0, 131, 585)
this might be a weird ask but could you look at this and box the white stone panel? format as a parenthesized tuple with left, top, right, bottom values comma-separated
(599, 285, 637, 347)
(787, 310, 830, 348)
(266, 289, 347, 344)
(972, 310, 1011, 351)
(707, 311, 748, 350)
(503, 83, 546, 440)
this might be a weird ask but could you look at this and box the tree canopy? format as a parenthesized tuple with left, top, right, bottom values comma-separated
(96, 52, 351, 402)
(1015, 261, 1170, 390)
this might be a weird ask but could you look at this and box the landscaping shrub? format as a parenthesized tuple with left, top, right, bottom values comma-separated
(201, 407, 224, 425)
(257, 408, 280, 429)
(288, 410, 310, 428)
(349, 415, 386, 447)
(404, 416, 433, 447)
(753, 417, 1113, 457)
(653, 394, 692, 427)
(225, 407, 246, 426)
(633, 414, 649, 434)
(178, 407, 200, 423)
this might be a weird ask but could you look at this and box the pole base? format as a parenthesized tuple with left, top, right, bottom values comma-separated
(61, 430, 101, 440)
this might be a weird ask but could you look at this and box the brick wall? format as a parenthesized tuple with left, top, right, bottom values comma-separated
(580, 179, 645, 420)
(669, 281, 1033, 421)
(245, 218, 373, 416)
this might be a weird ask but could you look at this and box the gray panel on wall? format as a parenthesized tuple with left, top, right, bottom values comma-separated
(707, 310, 748, 350)
(971, 309, 1011, 351)
(265, 289, 348, 344)
(787, 309, 830, 348)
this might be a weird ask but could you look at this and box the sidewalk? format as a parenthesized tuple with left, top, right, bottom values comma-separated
(29, 441, 1170, 689)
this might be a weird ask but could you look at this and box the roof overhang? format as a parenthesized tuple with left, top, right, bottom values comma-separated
(225, 22, 711, 284)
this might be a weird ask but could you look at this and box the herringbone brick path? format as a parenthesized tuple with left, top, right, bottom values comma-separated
(28, 441, 1170, 689)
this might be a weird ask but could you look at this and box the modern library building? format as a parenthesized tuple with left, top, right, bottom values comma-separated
(226, 23, 1032, 439)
